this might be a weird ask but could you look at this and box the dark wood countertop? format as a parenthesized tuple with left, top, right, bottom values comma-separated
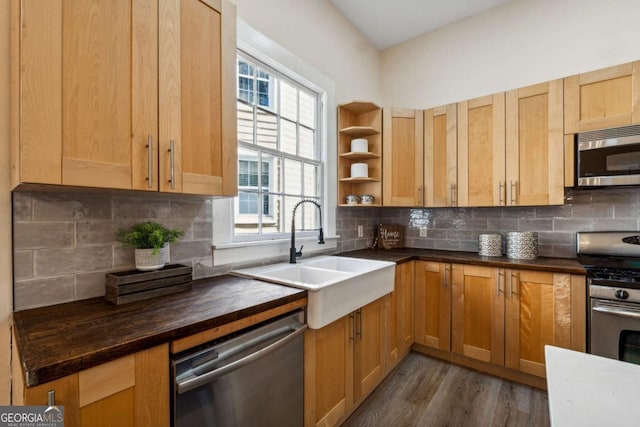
(339, 248, 586, 275)
(13, 275, 306, 387)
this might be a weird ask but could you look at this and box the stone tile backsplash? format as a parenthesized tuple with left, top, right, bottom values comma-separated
(13, 186, 640, 310)
(336, 187, 640, 257)
(13, 191, 214, 310)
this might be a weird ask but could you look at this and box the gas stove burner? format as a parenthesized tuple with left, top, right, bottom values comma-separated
(587, 267, 640, 283)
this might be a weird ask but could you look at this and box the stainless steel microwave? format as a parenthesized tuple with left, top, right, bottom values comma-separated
(577, 124, 640, 187)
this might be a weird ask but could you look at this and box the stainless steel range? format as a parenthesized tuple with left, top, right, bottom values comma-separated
(578, 231, 640, 365)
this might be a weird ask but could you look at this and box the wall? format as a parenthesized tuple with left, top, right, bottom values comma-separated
(381, 0, 640, 108)
(233, 0, 381, 105)
(0, 0, 11, 405)
(12, 191, 222, 311)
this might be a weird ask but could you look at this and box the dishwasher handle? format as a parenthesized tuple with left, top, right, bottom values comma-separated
(176, 323, 307, 394)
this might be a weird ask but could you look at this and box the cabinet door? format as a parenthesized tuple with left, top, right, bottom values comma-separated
(505, 270, 574, 378)
(159, 0, 237, 196)
(23, 345, 169, 427)
(565, 62, 640, 133)
(18, 0, 157, 190)
(353, 297, 386, 403)
(388, 261, 414, 369)
(506, 80, 564, 206)
(414, 261, 451, 351)
(424, 104, 457, 207)
(305, 316, 353, 427)
(451, 264, 504, 364)
(457, 94, 506, 207)
(382, 109, 424, 206)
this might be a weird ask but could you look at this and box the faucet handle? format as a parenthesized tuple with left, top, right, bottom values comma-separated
(296, 245, 304, 257)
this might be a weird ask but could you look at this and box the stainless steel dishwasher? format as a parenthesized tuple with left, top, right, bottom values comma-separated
(172, 310, 307, 427)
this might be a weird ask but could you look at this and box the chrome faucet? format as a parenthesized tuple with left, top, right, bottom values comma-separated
(290, 199, 324, 263)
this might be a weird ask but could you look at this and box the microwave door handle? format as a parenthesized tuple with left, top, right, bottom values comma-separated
(176, 324, 307, 394)
(592, 305, 640, 320)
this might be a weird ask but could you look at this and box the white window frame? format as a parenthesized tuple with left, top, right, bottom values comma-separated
(212, 20, 338, 266)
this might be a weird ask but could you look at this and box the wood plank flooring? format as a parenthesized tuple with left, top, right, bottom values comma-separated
(343, 352, 550, 427)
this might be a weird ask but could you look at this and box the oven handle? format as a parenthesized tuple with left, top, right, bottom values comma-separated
(592, 305, 640, 319)
(176, 324, 307, 394)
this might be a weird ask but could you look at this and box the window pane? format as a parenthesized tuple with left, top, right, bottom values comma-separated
(234, 190, 260, 235)
(256, 108, 277, 149)
(280, 80, 298, 121)
(299, 126, 315, 159)
(262, 193, 283, 233)
(257, 68, 278, 111)
(238, 60, 254, 76)
(238, 148, 259, 188)
(280, 119, 297, 155)
(237, 101, 254, 144)
(284, 159, 302, 195)
(299, 90, 316, 129)
(262, 153, 282, 194)
(304, 163, 319, 197)
(302, 198, 320, 230)
(285, 197, 319, 233)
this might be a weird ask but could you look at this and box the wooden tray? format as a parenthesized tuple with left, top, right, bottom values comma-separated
(105, 264, 193, 305)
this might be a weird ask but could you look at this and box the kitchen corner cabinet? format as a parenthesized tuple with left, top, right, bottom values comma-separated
(506, 80, 564, 206)
(12, 0, 237, 196)
(414, 261, 451, 351)
(16, 345, 169, 427)
(337, 102, 382, 206)
(564, 61, 640, 134)
(424, 104, 457, 207)
(305, 296, 387, 427)
(449, 263, 586, 378)
(457, 94, 506, 207)
(382, 109, 424, 206)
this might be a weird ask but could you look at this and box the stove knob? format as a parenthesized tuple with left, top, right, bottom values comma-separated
(615, 289, 630, 300)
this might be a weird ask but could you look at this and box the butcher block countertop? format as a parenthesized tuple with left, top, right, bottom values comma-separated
(13, 275, 306, 387)
(339, 248, 586, 275)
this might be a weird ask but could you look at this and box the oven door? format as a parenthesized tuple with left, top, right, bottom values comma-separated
(590, 298, 640, 364)
(577, 139, 640, 186)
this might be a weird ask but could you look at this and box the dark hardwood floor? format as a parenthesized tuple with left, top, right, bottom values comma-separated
(343, 352, 550, 427)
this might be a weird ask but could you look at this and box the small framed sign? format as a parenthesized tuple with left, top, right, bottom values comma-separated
(377, 224, 404, 249)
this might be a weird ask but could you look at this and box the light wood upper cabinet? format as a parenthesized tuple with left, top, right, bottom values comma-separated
(457, 94, 506, 207)
(505, 270, 586, 378)
(451, 264, 505, 365)
(564, 62, 640, 134)
(506, 80, 564, 206)
(382, 108, 424, 206)
(12, 0, 236, 196)
(17, 345, 169, 427)
(414, 261, 451, 351)
(424, 104, 457, 207)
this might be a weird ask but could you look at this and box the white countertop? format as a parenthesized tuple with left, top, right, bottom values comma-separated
(545, 345, 640, 427)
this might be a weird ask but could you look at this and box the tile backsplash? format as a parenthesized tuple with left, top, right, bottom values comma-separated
(13, 191, 218, 310)
(12, 186, 640, 310)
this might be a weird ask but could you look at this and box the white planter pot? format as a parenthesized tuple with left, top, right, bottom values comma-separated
(135, 246, 168, 271)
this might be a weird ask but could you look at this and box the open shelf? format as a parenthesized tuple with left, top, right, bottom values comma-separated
(337, 102, 382, 206)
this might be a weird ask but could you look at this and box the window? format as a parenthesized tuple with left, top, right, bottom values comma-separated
(235, 52, 323, 238)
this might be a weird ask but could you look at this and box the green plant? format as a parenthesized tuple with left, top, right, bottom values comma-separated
(116, 221, 184, 254)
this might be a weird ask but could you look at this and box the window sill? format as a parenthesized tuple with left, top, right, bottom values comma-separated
(212, 235, 339, 266)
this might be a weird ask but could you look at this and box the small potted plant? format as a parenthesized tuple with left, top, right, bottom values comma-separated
(116, 221, 184, 271)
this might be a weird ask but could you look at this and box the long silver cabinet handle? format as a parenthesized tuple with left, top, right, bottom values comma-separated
(146, 134, 153, 188)
(176, 324, 307, 394)
(497, 270, 503, 296)
(357, 309, 363, 341)
(169, 139, 175, 189)
(350, 312, 355, 341)
(443, 264, 448, 289)
(509, 272, 514, 298)
(498, 181, 504, 205)
(592, 305, 640, 319)
(418, 186, 423, 206)
(510, 180, 516, 205)
(450, 185, 455, 207)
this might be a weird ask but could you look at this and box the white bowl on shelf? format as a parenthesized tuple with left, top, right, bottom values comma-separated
(350, 138, 368, 153)
(350, 163, 368, 178)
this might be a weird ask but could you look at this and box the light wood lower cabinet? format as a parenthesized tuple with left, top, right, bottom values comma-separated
(16, 345, 169, 427)
(447, 264, 585, 378)
(414, 260, 451, 351)
(305, 263, 414, 427)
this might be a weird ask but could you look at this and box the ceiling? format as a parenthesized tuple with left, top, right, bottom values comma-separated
(330, 0, 511, 50)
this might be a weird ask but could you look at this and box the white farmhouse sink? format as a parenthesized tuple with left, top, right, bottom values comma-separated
(234, 256, 395, 329)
